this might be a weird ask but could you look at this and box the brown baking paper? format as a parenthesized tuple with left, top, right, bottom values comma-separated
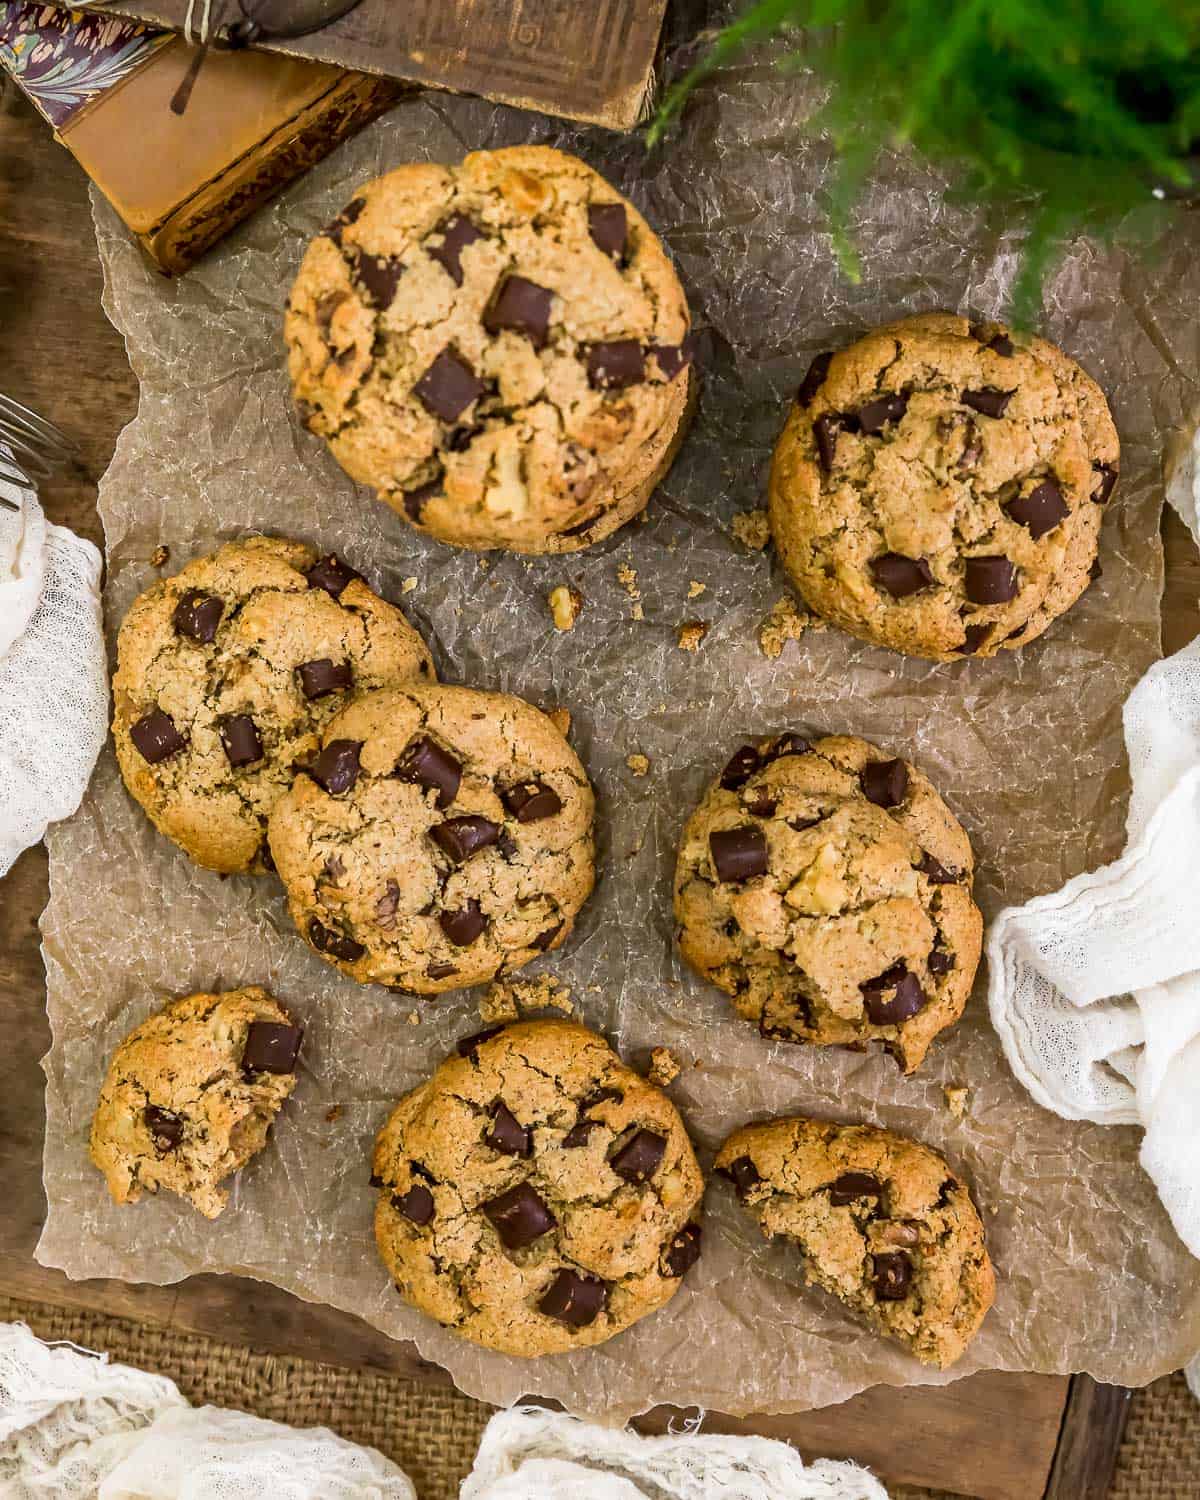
(37, 61, 1200, 1421)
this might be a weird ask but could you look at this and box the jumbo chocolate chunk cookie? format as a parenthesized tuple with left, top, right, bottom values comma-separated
(768, 313, 1120, 659)
(266, 684, 595, 992)
(89, 987, 302, 1219)
(285, 145, 696, 554)
(112, 536, 435, 874)
(716, 1117, 994, 1368)
(673, 733, 982, 1072)
(371, 1020, 704, 1356)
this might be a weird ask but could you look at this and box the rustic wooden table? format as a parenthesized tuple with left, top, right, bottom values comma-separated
(2, 83, 1197, 1499)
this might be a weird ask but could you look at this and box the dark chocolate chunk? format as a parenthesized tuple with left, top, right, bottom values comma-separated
(747, 796, 778, 817)
(375, 880, 401, 925)
(768, 732, 811, 760)
(928, 947, 954, 974)
(439, 899, 487, 946)
(813, 412, 844, 471)
(484, 275, 554, 349)
(131, 708, 187, 765)
(485, 1102, 532, 1157)
(403, 479, 441, 522)
(586, 339, 644, 390)
(426, 962, 458, 980)
(580, 1086, 623, 1113)
(394, 1183, 435, 1225)
(856, 392, 909, 434)
(970, 324, 1015, 357)
(1092, 463, 1118, 504)
(796, 351, 833, 408)
(722, 1155, 762, 1196)
(482, 1181, 556, 1249)
(143, 1104, 184, 1149)
(457, 1026, 505, 1059)
(720, 745, 761, 790)
(870, 553, 934, 599)
(961, 387, 1014, 419)
(663, 1222, 703, 1277)
(172, 589, 223, 644)
(503, 780, 562, 822)
(647, 338, 696, 381)
(562, 1118, 601, 1148)
(308, 919, 365, 963)
(354, 251, 403, 308)
(430, 815, 500, 862)
(396, 737, 461, 809)
(609, 1128, 666, 1183)
(242, 1020, 303, 1075)
(860, 758, 907, 808)
(324, 195, 364, 246)
(533, 921, 563, 951)
(861, 964, 927, 1024)
(872, 1251, 912, 1300)
(297, 658, 352, 700)
(305, 553, 362, 599)
(709, 826, 768, 882)
(587, 202, 627, 259)
(918, 851, 958, 883)
(309, 738, 362, 795)
(538, 1268, 607, 1327)
(369, 1172, 384, 1188)
(953, 622, 991, 655)
(414, 348, 486, 423)
(219, 714, 262, 768)
(964, 555, 1019, 605)
(428, 214, 483, 285)
(1006, 478, 1069, 540)
(829, 1171, 883, 1206)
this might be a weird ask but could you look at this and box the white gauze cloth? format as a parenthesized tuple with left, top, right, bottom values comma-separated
(461, 1406, 889, 1500)
(988, 440, 1200, 1400)
(0, 1322, 417, 1499)
(0, 454, 108, 876)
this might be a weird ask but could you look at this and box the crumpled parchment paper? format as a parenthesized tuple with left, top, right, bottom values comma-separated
(36, 56, 1200, 1422)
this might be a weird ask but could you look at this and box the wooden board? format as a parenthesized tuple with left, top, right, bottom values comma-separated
(4, 83, 1194, 1498)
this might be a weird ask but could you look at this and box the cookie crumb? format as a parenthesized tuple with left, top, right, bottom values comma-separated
(150, 544, 170, 568)
(478, 558, 491, 572)
(687, 580, 707, 599)
(407, 1011, 420, 1025)
(477, 985, 520, 1025)
(401, 577, 418, 594)
(626, 753, 650, 777)
(647, 1046, 681, 1086)
(944, 1085, 969, 1119)
(617, 562, 644, 620)
(481, 973, 574, 1023)
(758, 595, 810, 658)
(548, 584, 584, 631)
(731, 507, 770, 550)
(546, 706, 572, 738)
(325, 1103, 343, 1123)
(677, 620, 709, 652)
(631, 602, 645, 622)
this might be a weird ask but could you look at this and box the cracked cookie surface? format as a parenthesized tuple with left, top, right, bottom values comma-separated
(89, 987, 302, 1219)
(372, 1019, 704, 1356)
(112, 536, 435, 875)
(286, 145, 694, 554)
(768, 312, 1119, 660)
(267, 684, 596, 993)
(716, 1116, 994, 1368)
(673, 733, 982, 1072)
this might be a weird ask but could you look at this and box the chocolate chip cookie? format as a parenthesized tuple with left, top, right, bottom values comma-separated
(112, 537, 435, 875)
(673, 733, 982, 1072)
(372, 1019, 704, 1356)
(768, 313, 1119, 659)
(286, 145, 695, 554)
(267, 684, 595, 993)
(716, 1116, 994, 1367)
(89, 987, 303, 1219)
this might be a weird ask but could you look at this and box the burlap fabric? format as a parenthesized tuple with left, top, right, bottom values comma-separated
(2, 1295, 1195, 1499)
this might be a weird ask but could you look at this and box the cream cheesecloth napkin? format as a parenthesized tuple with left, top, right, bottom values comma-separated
(987, 439, 1200, 1339)
(0, 451, 107, 876)
(0, 1325, 888, 1499)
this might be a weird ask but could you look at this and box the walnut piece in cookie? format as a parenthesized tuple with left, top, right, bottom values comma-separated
(89, 987, 302, 1219)
(372, 1019, 705, 1356)
(112, 536, 435, 875)
(673, 732, 982, 1072)
(768, 313, 1119, 660)
(267, 684, 596, 994)
(716, 1116, 994, 1368)
(286, 145, 696, 555)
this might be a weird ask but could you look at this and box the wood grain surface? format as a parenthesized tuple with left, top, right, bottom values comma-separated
(4, 80, 1190, 1498)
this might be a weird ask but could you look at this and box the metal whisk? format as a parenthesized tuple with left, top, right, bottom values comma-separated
(0, 394, 79, 509)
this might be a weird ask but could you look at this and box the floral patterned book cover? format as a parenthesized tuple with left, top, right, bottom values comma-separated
(0, 3, 169, 130)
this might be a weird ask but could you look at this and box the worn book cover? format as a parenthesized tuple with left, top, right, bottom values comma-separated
(75, 0, 669, 129)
